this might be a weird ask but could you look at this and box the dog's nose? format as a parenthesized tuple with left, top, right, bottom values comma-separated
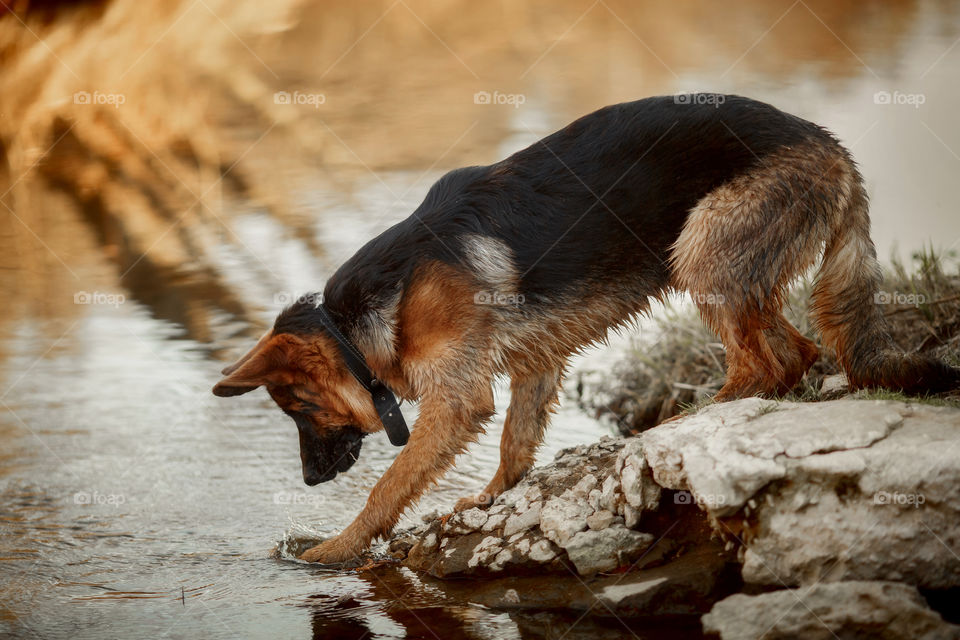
(303, 467, 336, 486)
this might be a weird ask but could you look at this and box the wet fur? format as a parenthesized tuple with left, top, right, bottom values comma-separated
(213, 94, 959, 563)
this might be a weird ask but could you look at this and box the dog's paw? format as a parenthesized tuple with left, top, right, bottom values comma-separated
(453, 492, 496, 512)
(299, 536, 362, 564)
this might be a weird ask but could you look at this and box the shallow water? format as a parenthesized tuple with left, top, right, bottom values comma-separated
(3, 1, 960, 638)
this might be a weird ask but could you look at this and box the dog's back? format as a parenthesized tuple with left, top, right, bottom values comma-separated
(414, 96, 831, 299)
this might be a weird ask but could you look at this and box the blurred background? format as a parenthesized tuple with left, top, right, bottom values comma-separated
(2, 0, 959, 638)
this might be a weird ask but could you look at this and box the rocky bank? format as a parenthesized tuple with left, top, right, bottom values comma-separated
(387, 397, 960, 639)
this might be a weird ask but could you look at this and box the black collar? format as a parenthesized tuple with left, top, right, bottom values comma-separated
(314, 304, 409, 447)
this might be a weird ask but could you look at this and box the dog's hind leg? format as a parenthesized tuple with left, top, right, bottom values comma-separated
(708, 309, 787, 400)
(670, 144, 838, 400)
(765, 313, 819, 392)
(454, 368, 562, 512)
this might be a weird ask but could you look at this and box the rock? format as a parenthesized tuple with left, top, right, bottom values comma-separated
(618, 439, 661, 513)
(585, 509, 619, 531)
(515, 484, 542, 510)
(503, 501, 541, 537)
(387, 532, 419, 557)
(539, 495, 593, 547)
(562, 525, 655, 576)
(568, 474, 598, 498)
(820, 373, 849, 399)
(590, 544, 737, 618)
(702, 581, 960, 640)
(636, 398, 960, 588)
(642, 399, 900, 516)
(481, 513, 508, 533)
(734, 403, 960, 588)
(527, 538, 558, 563)
(587, 488, 602, 511)
(446, 507, 488, 535)
(590, 544, 736, 618)
(404, 520, 467, 577)
(599, 473, 622, 512)
(393, 397, 960, 627)
(467, 535, 503, 569)
(490, 547, 515, 572)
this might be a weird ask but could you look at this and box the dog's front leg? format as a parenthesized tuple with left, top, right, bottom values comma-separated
(300, 391, 491, 563)
(454, 368, 561, 511)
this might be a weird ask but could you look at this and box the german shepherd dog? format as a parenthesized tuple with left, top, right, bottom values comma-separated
(213, 94, 959, 563)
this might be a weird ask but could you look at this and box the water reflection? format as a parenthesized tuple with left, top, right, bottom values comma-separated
(2, 0, 960, 638)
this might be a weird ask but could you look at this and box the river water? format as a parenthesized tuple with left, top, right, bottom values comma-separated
(2, 1, 960, 638)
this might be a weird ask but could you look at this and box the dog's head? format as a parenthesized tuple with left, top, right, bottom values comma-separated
(211, 316, 381, 485)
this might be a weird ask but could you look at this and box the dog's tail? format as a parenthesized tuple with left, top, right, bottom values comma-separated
(810, 165, 960, 393)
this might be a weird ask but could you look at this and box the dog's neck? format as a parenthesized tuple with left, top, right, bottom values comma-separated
(313, 303, 409, 447)
(317, 294, 411, 398)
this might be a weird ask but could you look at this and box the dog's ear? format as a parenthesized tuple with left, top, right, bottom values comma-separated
(220, 330, 273, 376)
(212, 333, 301, 397)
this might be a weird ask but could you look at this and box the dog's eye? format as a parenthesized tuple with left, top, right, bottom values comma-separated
(291, 391, 322, 413)
(295, 398, 320, 413)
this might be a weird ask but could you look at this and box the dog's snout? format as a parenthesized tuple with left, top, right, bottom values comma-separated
(302, 469, 323, 486)
(302, 463, 336, 486)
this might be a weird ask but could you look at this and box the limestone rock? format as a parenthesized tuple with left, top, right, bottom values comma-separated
(481, 512, 508, 533)
(618, 439, 661, 513)
(599, 473, 622, 512)
(539, 495, 593, 547)
(641, 398, 900, 516)
(503, 501, 541, 537)
(395, 396, 960, 627)
(562, 525, 654, 576)
(739, 403, 960, 588)
(585, 509, 619, 531)
(445, 507, 488, 535)
(702, 581, 960, 640)
(820, 373, 849, 399)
